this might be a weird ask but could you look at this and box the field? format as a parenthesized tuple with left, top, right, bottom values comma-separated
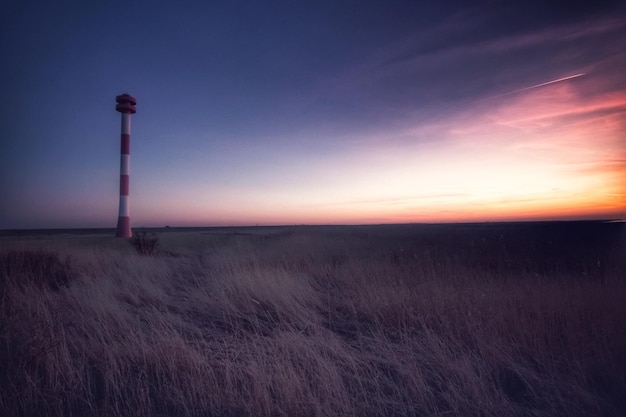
(1, 221, 625, 417)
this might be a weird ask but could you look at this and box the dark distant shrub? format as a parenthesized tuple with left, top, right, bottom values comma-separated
(130, 231, 160, 255)
(0, 250, 75, 292)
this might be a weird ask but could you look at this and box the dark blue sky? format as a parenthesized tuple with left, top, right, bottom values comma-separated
(2, 1, 625, 228)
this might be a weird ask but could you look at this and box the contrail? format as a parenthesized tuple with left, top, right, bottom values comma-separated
(489, 73, 587, 99)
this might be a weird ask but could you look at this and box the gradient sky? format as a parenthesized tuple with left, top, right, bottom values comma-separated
(1, 0, 625, 229)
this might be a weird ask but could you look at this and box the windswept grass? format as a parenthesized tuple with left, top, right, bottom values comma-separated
(1, 223, 624, 416)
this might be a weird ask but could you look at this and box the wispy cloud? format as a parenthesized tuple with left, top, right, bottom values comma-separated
(317, 14, 626, 115)
(487, 86, 626, 131)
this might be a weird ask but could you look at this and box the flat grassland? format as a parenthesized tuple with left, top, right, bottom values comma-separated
(1, 222, 625, 417)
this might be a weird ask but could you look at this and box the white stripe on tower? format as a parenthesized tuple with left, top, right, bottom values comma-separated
(115, 94, 136, 238)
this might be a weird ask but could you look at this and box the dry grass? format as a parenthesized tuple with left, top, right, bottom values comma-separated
(1, 223, 625, 416)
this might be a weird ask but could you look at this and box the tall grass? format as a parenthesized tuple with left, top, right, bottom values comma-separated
(1, 223, 625, 416)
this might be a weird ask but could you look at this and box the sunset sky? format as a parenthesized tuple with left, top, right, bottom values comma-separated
(1, 1, 625, 229)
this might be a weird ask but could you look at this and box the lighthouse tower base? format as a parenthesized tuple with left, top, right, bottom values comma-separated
(116, 216, 131, 238)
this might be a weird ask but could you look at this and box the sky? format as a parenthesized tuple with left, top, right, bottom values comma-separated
(1, 0, 625, 229)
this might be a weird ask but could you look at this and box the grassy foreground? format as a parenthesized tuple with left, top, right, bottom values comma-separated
(1, 222, 625, 417)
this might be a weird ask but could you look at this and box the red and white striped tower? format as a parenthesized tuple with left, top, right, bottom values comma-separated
(115, 93, 136, 238)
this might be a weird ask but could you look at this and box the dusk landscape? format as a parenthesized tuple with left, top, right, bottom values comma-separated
(1, 1, 625, 416)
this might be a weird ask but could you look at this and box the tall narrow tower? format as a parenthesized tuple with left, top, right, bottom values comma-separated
(115, 93, 136, 238)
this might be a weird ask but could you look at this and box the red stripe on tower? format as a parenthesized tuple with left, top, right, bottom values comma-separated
(121, 134, 130, 154)
(115, 93, 136, 238)
(120, 175, 129, 195)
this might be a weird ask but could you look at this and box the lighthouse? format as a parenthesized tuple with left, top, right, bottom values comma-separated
(115, 93, 136, 238)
